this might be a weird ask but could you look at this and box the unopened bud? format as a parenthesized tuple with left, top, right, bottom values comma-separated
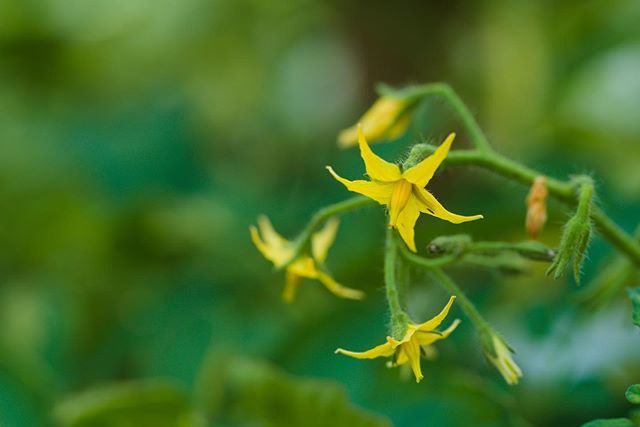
(546, 177, 594, 284)
(526, 176, 547, 239)
(427, 234, 472, 256)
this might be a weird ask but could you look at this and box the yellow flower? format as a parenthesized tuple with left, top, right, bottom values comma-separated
(250, 216, 364, 303)
(486, 335, 523, 385)
(338, 96, 414, 148)
(327, 127, 483, 252)
(335, 296, 460, 383)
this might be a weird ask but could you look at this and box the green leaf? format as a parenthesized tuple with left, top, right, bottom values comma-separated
(53, 380, 193, 427)
(195, 353, 391, 427)
(581, 418, 634, 427)
(626, 384, 640, 404)
(627, 288, 640, 327)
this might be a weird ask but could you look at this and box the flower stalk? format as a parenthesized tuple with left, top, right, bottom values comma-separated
(385, 228, 410, 340)
(279, 196, 374, 270)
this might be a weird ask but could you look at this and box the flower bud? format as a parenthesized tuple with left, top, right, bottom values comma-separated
(480, 329, 522, 385)
(427, 234, 473, 256)
(546, 177, 594, 284)
(526, 176, 547, 239)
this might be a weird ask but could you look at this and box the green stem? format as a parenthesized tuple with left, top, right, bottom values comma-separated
(385, 228, 409, 339)
(410, 83, 493, 153)
(280, 196, 374, 269)
(410, 144, 640, 266)
(429, 267, 489, 330)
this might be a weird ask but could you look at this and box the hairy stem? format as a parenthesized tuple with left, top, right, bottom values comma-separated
(385, 228, 409, 339)
(409, 144, 640, 266)
(280, 196, 374, 269)
(411, 83, 493, 153)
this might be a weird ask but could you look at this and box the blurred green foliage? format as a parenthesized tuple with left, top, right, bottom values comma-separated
(1, 0, 640, 426)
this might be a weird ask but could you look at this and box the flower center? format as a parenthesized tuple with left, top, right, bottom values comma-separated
(388, 179, 413, 227)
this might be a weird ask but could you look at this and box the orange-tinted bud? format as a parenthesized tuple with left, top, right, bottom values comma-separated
(526, 176, 548, 239)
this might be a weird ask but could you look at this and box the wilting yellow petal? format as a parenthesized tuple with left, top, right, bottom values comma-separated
(489, 335, 523, 385)
(282, 270, 301, 303)
(326, 166, 394, 205)
(337, 96, 409, 148)
(414, 187, 484, 224)
(394, 195, 422, 252)
(415, 318, 461, 346)
(311, 218, 339, 262)
(257, 215, 288, 247)
(415, 296, 456, 332)
(402, 133, 455, 188)
(335, 339, 396, 359)
(386, 113, 411, 140)
(317, 271, 364, 300)
(250, 225, 293, 267)
(357, 126, 402, 182)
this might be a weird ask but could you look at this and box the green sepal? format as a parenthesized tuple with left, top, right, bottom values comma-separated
(546, 177, 594, 284)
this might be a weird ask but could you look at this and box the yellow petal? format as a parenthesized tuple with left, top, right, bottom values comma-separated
(337, 96, 408, 148)
(357, 126, 401, 182)
(402, 133, 455, 188)
(311, 218, 339, 262)
(414, 187, 484, 224)
(335, 340, 396, 359)
(317, 271, 364, 300)
(282, 270, 301, 303)
(386, 113, 411, 140)
(415, 318, 461, 346)
(415, 296, 456, 332)
(395, 195, 422, 252)
(326, 166, 394, 205)
(490, 336, 523, 385)
(250, 225, 293, 267)
(388, 180, 413, 228)
(404, 340, 424, 383)
(257, 215, 288, 247)
(288, 256, 319, 278)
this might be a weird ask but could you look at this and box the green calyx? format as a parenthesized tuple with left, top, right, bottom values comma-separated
(546, 176, 594, 284)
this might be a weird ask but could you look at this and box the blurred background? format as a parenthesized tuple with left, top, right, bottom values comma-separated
(1, 0, 640, 426)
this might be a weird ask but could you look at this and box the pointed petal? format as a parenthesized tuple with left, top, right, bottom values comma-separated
(357, 126, 401, 182)
(402, 133, 455, 187)
(415, 318, 461, 346)
(326, 166, 394, 205)
(416, 296, 456, 332)
(317, 271, 364, 300)
(404, 340, 424, 383)
(282, 271, 301, 303)
(335, 341, 395, 359)
(394, 344, 409, 365)
(311, 218, 339, 262)
(395, 195, 422, 252)
(257, 215, 288, 247)
(250, 225, 292, 266)
(414, 187, 484, 224)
